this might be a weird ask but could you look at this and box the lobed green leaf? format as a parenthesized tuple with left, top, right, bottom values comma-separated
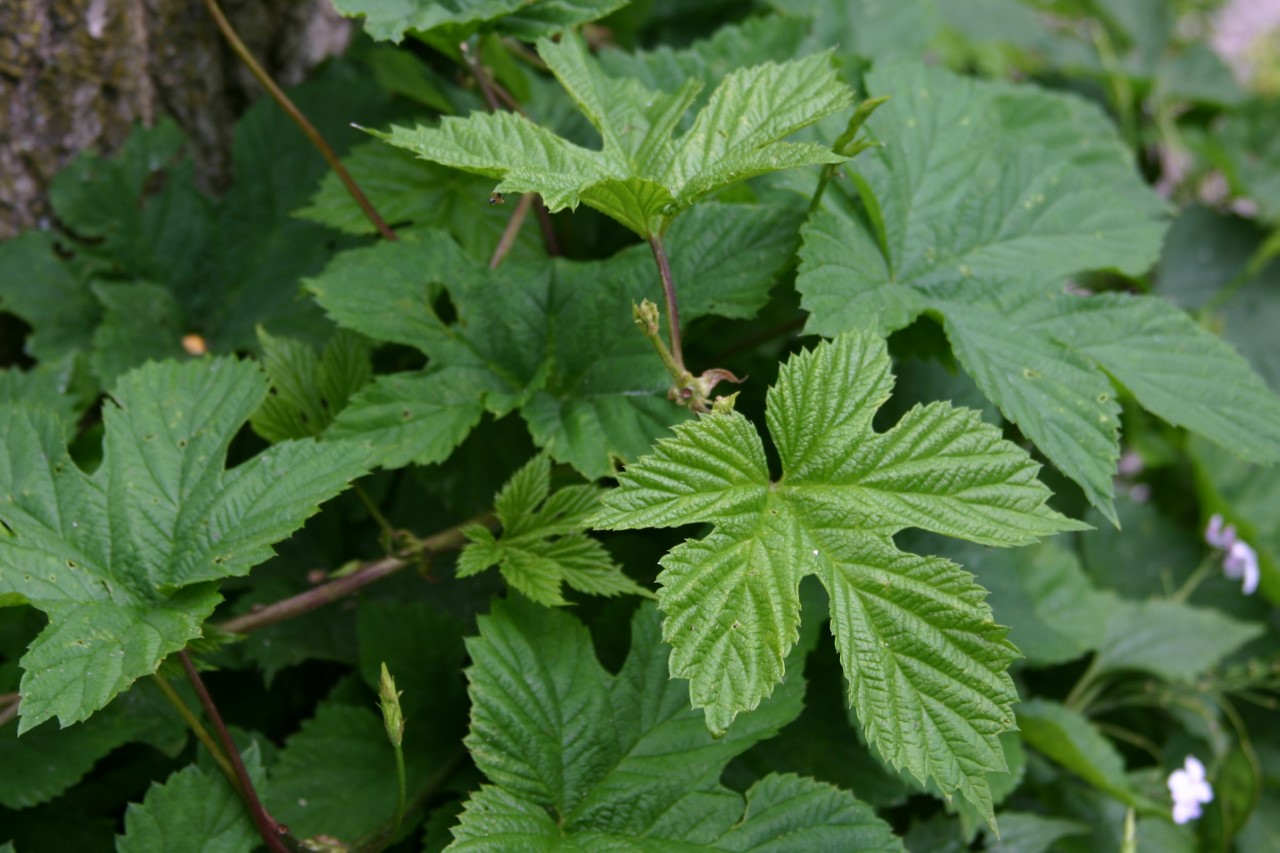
(0, 359, 370, 730)
(598, 330, 1083, 823)
(451, 598, 900, 849)
(376, 33, 853, 237)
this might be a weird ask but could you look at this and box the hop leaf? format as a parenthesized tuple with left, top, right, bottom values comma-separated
(797, 60, 1280, 522)
(330, 0, 628, 44)
(458, 454, 650, 605)
(374, 33, 854, 236)
(0, 358, 371, 731)
(596, 330, 1086, 823)
(308, 204, 799, 477)
(450, 598, 902, 850)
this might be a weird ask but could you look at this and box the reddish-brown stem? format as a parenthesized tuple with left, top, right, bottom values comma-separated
(201, 0, 397, 242)
(533, 202, 560, 256)
(217, 517, 485, 635)
(460, 41, 560, 257)
(179, 651, 291, 853)
(460, 41, 503, 113)
(647, 233, 685, 372)
(0, 694, 19, 728)
(490, 193, 534, 268)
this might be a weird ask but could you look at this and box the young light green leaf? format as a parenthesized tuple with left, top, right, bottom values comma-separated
(797, 60, 1280, 522)
(598, 15, 810, 105)
(330, 0, 626, 43)
(310, 204, 798, 476)
(458, 455, 649, 605)
(0, 358, 371, 731)
(597, 330, 1085, 823)
(116, 743, 266, 853)
(251, 327, 372, 443)
(375, 33, 853, 236)
(451, 598, 902, 850)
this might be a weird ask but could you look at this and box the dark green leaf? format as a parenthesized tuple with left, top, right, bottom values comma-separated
(0, 359, 370, 730)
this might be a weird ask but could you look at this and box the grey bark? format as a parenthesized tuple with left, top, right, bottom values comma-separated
(0, 0, 352, 239)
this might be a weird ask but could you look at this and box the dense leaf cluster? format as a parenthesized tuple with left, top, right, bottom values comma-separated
(2, 1, 1280, 851)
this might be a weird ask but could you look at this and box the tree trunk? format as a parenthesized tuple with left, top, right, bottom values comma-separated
(0, 0, 352, 239)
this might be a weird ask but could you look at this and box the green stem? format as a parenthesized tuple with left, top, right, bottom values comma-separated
(391, 740, 407, 842)
(1091, 22, 1137, 150)
(354, 746, 468, 853)
(633, 301, 687, 383)
(151, 675, 237, 788)
(1064, 657, 1104, 712)
(1201, 227, 1280, 315)
(200, 0, 396, 242)
(808, 160, 850, 215)
(1170, 554, 1219, 604)
(1094, 721, 1163, 763)
(353, 483, 397, 547)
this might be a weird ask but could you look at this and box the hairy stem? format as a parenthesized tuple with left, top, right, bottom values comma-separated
(179, 652, 292, 853)
(217, 516, 488, 635)
(151, 675, 238, 788)
(647, 233, 685, 372)
(201, 0, 397, 242)
(490, 193, 534, 268)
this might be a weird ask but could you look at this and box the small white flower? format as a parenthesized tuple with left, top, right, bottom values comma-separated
(1224, 540, 1261, 596)
(1168, 755, 1214, 825)
(1206, 514, 1260, 596)
(1205, 514, 1237, 550)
